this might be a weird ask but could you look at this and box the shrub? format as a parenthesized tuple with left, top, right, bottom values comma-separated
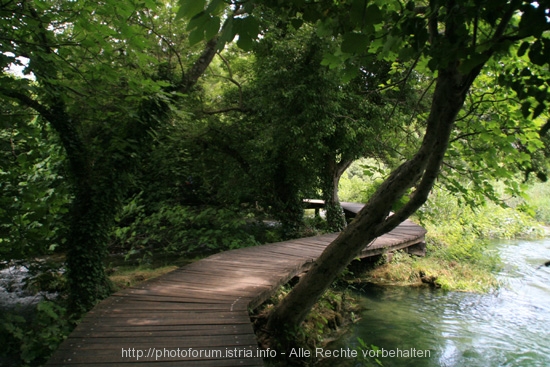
(111, 196, 259, 259)
(0, 301, 72, 367)
(525, 181, 550, 224)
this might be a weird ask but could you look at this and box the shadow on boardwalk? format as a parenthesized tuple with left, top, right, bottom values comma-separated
(46, 202, 426, 366)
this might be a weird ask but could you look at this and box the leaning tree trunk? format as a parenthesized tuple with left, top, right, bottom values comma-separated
(266, 62, 484, 341)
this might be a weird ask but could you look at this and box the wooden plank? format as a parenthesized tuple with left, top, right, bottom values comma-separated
(159, 272, 275, 286)
(48, 357, 265, 367)
(76, 318, 254, 329)
(46, 204, 426, 367)
(82, 311, 250, 320)
(58, 334, 260, 349)
(109, 294, 244, 304)
(48, 347, 265, 365)
(122, 284, 267, 298)
(69, 324, 256, 338)
(48, 361, 264, 367)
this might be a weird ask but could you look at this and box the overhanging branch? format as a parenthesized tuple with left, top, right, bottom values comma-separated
(0, 89, 53, 120)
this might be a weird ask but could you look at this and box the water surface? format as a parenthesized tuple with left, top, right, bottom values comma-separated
(325, 239, 550, 367)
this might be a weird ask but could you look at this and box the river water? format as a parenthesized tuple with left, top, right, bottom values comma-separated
(324, 239, 550, 367)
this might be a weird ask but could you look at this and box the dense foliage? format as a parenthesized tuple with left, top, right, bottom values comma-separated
(1, 0, 550, 364)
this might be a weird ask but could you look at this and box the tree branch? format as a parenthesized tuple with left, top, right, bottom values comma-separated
(377, 59, 485, 234)
(406, 77, 436, 127)
(370, 53, 422, 94)
(201, 52, 247, 114)
(136, 17, 186, 78)
(181, 37, 219, 92)
(0, 89, 54, 120)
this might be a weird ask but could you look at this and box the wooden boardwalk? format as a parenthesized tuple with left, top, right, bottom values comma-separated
(47, 202, 426, 366)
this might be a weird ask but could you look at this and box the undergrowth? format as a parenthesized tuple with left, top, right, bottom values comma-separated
(340, 162, 545, 292)
(111, 195, 260, 259)
(0, 301, 73, 367)
(252, 280, 360, 366)
(108, 265, 178, 290)
(363, 190, 544, 292)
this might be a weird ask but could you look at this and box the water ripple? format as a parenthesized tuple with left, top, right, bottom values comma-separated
(330, 239, 550, 367)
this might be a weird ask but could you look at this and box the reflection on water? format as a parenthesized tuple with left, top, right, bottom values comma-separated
(323, 239, 550, 367)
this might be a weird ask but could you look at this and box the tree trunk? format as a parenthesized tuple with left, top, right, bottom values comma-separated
(65, 185, 115, 314)
(322, 157, 352, 232)
(266, 64, 481, 341)
(272, 160, 305, 239)
(182, 37, 219, 92)
(45, 109, 117, 314)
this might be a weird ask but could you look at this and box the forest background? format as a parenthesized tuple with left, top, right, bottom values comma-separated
(1, 0, 550, 365)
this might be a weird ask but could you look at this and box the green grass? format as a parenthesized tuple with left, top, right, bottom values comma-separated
(526, 181, 550, 224)
(108, 265, 179, 290)
(365, 250, 500, 292)
(370, 193, 544, 292)
(339, 165, 546, 292)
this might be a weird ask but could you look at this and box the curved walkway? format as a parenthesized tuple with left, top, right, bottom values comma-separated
(46, 202, 426, 366)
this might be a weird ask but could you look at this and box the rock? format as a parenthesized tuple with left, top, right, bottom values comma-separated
(419, 270, 440, 288)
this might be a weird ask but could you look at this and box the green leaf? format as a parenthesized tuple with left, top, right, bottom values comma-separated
(303, 7, 322, 22)
(186, 12, 209, 31)
(237, 36, 254, 51)
(365, 4, 383, 26)
(350, 0, 368, 27)
(459, 53, 487, 74)
(521, 101, 531, 118)
(341, 65, 359, 83)
(528, 40, 546, 65)
(398, 46, 416, 60)
(232, 16, 259, 50)
(176, 0, 206, 20)
(341, 32, 369, 54)
(188, 28, 204, 46)
(291, 18, 303, 30)
(518, 5, 547, 38)
(205, 16, 221, 40)
(532, 102, 546, 119)
(321, 53, 343, 69)
(517, 41, 530, 57)
(316, 20, 334, 37)
(217, 17, 235, 50)
(234, 16, 260, 38)
(205, 0, 224, 15)
(380, 34, 402, 59)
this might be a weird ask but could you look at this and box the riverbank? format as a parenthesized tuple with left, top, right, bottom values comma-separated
(318, 238, 550, 367)
(355, 247, 501, 292)
(251, 281, 363, 367)
(355, 200, 546, 292)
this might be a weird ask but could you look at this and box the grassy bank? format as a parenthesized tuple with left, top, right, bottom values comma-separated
(339, 162, 547, 292)
(108, 265, 179, 290)
(354, 190, 544, 292)
(252, 281, 361, 366)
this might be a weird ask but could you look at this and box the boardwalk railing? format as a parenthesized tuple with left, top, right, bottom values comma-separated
(47, 202, 426, 366)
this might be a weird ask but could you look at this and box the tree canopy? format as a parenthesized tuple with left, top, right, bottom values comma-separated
(2, 0, 550, 359)
(178, 0, 550, 337)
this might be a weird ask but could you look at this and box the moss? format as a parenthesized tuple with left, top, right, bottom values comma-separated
(362, 253, 500, 293)
(252, 282, 361, 366)
(108, 265, 178, 290)
(351, 238, 502, 293)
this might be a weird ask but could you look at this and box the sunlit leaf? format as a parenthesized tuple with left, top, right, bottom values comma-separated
(176, 0, 206, 20)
